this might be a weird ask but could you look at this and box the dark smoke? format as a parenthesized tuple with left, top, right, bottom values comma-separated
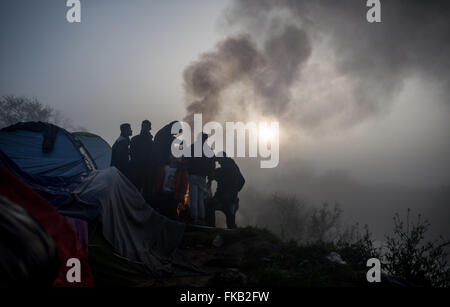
(183, 24, 311, 125)
(183, 35, 263, 125)
(184, 0, 450, 131)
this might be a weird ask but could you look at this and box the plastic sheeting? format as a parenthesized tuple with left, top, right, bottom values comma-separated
(74, 167, 186, 276)
(1, 148, 187, 278)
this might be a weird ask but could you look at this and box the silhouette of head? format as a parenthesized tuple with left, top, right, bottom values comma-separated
(141, 120, 151, 133)
(216, 151, 231, 166)
(120, 123, 132, 137)
(201, 132, 209, 144)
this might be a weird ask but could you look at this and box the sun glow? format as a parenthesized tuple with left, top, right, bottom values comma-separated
(259, 125, 276, 142)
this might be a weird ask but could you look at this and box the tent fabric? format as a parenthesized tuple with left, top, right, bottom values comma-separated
(0, 122, 96, 177)
(72, 132, 111, 170)
(65, 216, 89, 254)
(1, 121, 60, 153)
(0, 149, 100, 221)
(74, 167, 186, 276)
(0, 165, 95, 287)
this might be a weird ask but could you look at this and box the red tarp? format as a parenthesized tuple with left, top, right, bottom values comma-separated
(0, 165, 94, 287)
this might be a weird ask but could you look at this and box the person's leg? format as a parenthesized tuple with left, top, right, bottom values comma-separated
(222, 204, 234, 229)
(189, 176, 198, 221)
(225, 196, 239, 229)
(204, 198, 211, 225)
(197, 176, 206, 222)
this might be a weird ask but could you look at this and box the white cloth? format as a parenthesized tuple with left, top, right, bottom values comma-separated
(162, 165, 176, 193)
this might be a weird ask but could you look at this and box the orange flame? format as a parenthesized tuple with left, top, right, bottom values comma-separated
(177, 184, 189, 217)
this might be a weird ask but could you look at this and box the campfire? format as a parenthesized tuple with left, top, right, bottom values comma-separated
(177, 184, 189, 217)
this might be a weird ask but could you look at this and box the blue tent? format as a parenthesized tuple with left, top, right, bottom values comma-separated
(72, 132, 111, 170)
(0, 122, 111, 177)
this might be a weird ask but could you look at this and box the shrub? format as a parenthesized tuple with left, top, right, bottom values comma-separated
(384, 209, 450, 287)
(336, 224, 381, 270)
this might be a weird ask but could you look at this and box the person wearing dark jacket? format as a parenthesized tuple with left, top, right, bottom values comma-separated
(111, 123, 132, 178)
(187, 133, 215, 225)
(207, 153, 245, 229)
(130, 120, 154, 193)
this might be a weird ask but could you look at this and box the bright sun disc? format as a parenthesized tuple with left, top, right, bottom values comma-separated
(259, 126, 275, 142)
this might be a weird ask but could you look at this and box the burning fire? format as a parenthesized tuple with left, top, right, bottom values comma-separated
(177, 184, 189, 217)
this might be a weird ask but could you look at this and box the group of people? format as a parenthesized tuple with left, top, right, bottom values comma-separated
(110, 120, 245, 228)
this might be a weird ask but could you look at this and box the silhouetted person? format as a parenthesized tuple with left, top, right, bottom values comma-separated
(207, 153, 245, 229)
(153, 121, 178, 168)
(187, 133, 215, 225)
(111, 123, 132, 178)
(148, 121, 180, 203)
(130, 120, 154, 192)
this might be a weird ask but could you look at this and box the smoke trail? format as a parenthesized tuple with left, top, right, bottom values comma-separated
(184, 0, 450, 131)
(183, 34, 263, 125)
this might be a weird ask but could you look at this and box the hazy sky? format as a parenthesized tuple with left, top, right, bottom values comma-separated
(1, 0, 449, 191)
(0, 0, 228, 142)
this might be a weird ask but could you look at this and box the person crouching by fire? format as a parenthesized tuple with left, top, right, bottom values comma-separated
(152, 154, 189, 220)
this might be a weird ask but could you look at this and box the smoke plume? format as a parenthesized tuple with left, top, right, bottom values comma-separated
(184, 0, 450, 132)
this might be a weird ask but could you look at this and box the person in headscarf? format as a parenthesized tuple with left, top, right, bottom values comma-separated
(145, 121, 179, 203)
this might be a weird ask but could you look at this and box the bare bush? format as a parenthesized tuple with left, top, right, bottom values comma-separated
(0, 95, 84, 131)
(384, 209, 450, 287)
(307, 202, 342, 243)
(254, 193, 343, 244)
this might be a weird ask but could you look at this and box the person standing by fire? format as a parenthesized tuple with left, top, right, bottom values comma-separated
(187, 133, 215, 225)
(206, 153, 245, 229)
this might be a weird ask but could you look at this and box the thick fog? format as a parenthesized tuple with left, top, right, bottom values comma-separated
(1, 0, 449, 239)
(184, 0, 450, 238)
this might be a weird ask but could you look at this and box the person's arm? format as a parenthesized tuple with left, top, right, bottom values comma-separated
(206, 157, 215, 183)
(129, 137, 136, 161)
(119, 140, 130, 160)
